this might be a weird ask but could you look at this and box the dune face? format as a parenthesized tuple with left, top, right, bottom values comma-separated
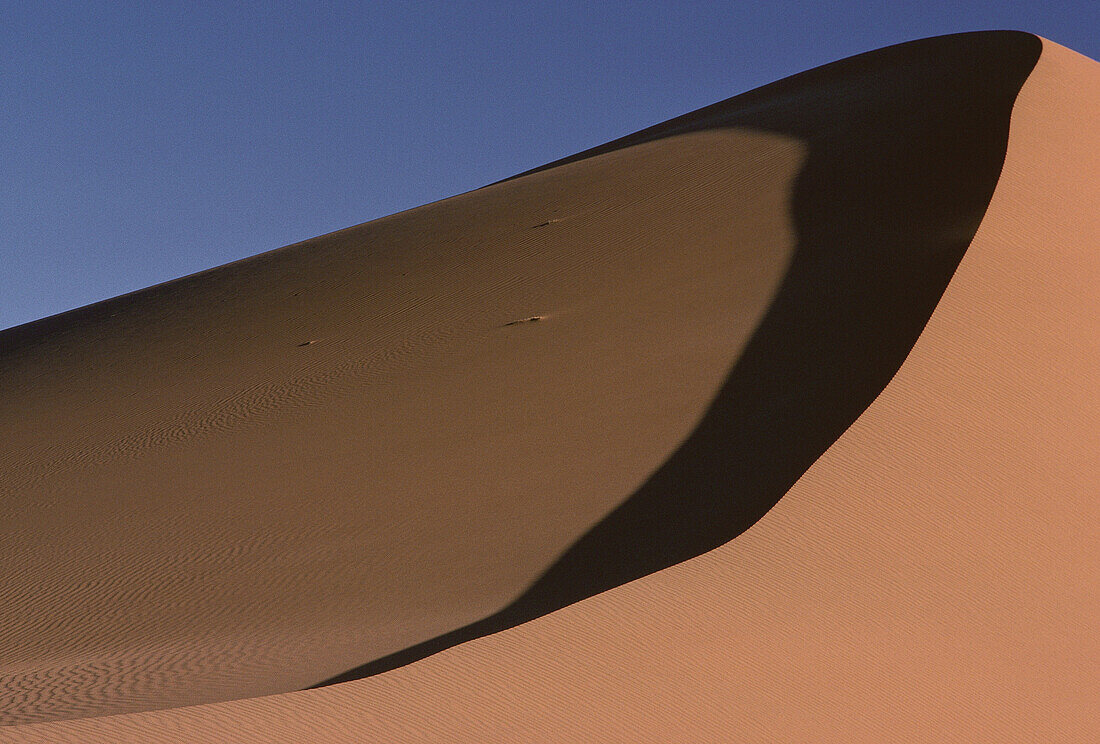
(314, 30, 1044, 687)
(2, 30, 1096, 743)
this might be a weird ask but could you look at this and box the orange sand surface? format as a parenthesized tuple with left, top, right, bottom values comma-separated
(1, 31, 1096, 742)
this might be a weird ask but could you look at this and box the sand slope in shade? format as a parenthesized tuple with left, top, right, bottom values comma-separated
(2, 32, 1098, 741)
(2, 114, 806, 724)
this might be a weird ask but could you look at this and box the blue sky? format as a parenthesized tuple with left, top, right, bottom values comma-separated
(3, 1, 1097, 330)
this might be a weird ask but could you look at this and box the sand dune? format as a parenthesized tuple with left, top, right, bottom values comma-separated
(2, 30, 1097, 741)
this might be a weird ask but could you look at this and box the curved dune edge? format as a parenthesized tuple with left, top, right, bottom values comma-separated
(3, 33, 1098, 741)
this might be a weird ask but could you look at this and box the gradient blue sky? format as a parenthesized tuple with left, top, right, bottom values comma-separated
(3, 1, 1097, 330)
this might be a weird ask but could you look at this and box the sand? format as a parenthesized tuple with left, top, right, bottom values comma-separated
(1, 31, 1096, 742)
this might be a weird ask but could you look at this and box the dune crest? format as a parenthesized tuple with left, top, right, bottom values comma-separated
(3, 31, 1097, 741)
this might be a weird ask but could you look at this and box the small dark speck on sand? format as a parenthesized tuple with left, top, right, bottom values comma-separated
(531, 218, 564, 229)
(503, 316, 544, 327)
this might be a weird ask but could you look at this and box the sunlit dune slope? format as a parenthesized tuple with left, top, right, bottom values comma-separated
(2, 30, 1097, 741)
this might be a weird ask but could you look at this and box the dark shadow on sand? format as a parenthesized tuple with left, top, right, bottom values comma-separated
(312, 31, 1041, 688)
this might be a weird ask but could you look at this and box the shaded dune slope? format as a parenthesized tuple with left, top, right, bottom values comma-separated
(315, 31, 1042, 686)
(5, 30, 1095, 739)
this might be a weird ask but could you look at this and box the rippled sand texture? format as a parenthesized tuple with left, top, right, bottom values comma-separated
(2, 31, 1097, 742)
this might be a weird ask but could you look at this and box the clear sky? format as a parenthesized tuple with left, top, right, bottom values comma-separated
(3, 1, 1097, 330)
